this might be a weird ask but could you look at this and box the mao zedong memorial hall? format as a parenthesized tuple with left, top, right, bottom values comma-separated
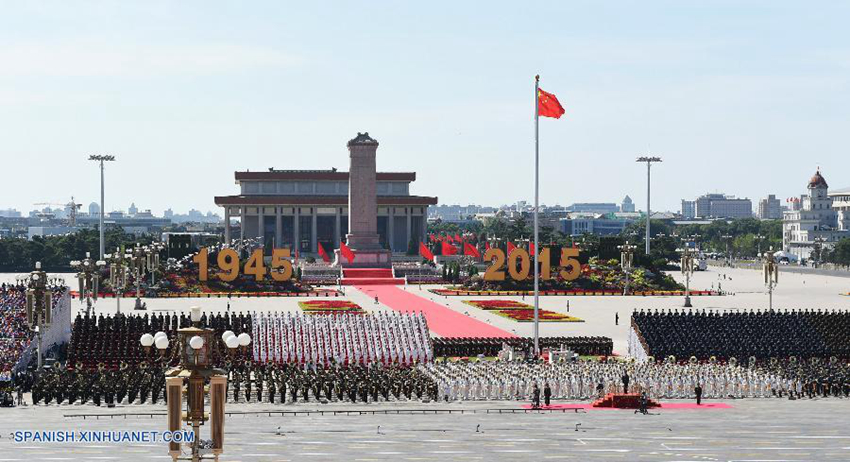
(214, 133, 436, 266)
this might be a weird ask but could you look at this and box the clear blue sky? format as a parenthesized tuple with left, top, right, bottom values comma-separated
(1, 1, 848, 215)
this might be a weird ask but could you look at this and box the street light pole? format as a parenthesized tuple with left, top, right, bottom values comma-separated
(763, 247, 779, 310)
(89, 155, 115, 260)
(636, 156, 662, 256)
(618, 241, 636, 296)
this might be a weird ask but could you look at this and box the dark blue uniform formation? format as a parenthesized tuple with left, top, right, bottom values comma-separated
(633, 309, 850, 361)
(432, 336, 613, 358)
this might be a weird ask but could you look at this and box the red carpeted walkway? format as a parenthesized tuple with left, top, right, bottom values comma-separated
(521, 402, 732, 411)
(355, 285, 516, 338)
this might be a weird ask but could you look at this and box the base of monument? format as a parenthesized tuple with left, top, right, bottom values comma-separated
(334, 249, 393, 268)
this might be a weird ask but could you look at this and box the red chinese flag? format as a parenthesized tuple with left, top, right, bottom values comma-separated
(507, 241, 517, 255)
(529, 241, 536, 256)
(463, 242, 480, 258)
(429, 233, 436, 242)
(485, 241, 491, 251)
(317, 243, 331, 263)
(419, 242, 434, 260)
(454, 234, 462, 242)
(446, 234, 454, 243)
(538, 88, 565, 119)
(340, 242, 355, 263)
(441, 240, 458, 256)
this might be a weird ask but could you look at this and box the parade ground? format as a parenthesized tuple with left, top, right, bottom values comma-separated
(4, 265, 847, 356)
(1, 398, 849, 461)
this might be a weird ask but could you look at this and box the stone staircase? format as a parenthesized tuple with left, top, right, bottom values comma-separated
(340, 268, 405, 286)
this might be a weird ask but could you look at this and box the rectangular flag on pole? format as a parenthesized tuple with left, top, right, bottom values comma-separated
(340, 241, 356, 263)
(463, 242, 480, 258)
(317, 242, 331, 263)
(419, 242, 435, 260)
(538, 88, 565, 118)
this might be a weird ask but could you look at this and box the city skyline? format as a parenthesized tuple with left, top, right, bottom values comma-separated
(1, 2, 848, 215)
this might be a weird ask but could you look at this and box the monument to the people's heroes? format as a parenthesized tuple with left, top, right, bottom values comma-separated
(336, 132, 393, 267)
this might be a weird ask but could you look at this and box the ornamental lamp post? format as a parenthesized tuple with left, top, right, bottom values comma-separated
(763, 247, 779, 311)
(141, 306, 251, 462)
(70, 252, 105, 316)
(105, 247, 129, 314)
(127, 243, 150, 310)
(721, 234, 734, 266)
(22, 262, 62, 370)
(618, 241, 636, 296)
(680, 243, 695, 308)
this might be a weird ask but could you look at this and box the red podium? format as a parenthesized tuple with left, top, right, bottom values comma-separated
(592, 393, 660, 409)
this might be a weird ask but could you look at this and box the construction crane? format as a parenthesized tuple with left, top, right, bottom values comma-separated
(33, 197, 83, 226)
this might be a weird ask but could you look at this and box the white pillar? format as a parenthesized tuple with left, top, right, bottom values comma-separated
(388, 208, 394, 251)
(293, 208, 300, 252)
(275, 207, 282, 249)
(335, 209, 341, 248)
(224, 207, 231, 244)
(258, 211, 265, 245)
(311, 211, 318, 253)
(406, 209, 412, 249)
(240, 206, 245, 241)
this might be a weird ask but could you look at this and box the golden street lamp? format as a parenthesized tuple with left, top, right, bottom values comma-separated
(20, 262, 63, 369)
(680, 243, 695, 308)
(618, 241, 636, 295)
(762, 247, 779, 310)
(70, 252, 105, 316)
(104, 247, 129, 314)
(141, 306, 251, 462)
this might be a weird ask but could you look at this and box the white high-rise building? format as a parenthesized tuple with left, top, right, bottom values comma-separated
(782, 169, 850, 260)
(88, 202, 100, 217)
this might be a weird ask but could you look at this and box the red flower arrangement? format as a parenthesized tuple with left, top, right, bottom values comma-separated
(298, 300, 365, 314)
(462, 299, 583, 322)
(463, 300, 531, 310)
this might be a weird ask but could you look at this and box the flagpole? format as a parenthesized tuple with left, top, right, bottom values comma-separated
(533, 74, 540, 356)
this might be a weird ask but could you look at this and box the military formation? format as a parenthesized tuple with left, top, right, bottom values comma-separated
(432, 336, 613, 358)
(421, 359, 850, 402)
(633, 309, 850, 361)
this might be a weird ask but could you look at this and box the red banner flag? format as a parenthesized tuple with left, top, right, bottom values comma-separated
(454, 234, 462, 242)
(339, 242, 355, 263)
(317, 242, 331, 263)
(429, 233, 436, 242)
(441, 240, 458, 255)
(463, 242, 480, 258)
(507, 241, 517, 255)
(419, 242, 434, 260)
(446, 234, 454, 243)
(529, 241, 536, 256)
(485, 241, 491, 251)
(538, 88, 565, 119)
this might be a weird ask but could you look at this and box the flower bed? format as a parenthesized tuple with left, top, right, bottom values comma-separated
(434, 288, 720, 297)
(298, 300, 365, 314)
(462, 299, 583, 322)
(463, 300, 532, 310)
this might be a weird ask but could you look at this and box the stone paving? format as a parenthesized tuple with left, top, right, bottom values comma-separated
(1, 398, 850, 461)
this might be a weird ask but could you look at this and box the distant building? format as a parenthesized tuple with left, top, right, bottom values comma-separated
(88, 202, 100, 217)
(692, 193, 752, 219)
(559, 213, 637, 236)
(565, 203, 620, 215)
(758, 194, 782, 220)
(0, 209, 22, 218)
(782, 169, 850, 260)
(128, 202, 138, 216)
(681, 200, 696, 219)
(620, 196, 635, 213)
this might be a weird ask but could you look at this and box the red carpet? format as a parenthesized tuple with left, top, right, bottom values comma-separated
(522, 402, 732, 411)
(355, 285, 516, 338)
